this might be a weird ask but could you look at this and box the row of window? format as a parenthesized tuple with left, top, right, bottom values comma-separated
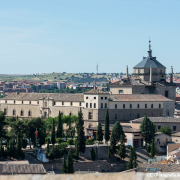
(4, 100, 37, 104)
(86, 97, 108, 100)
(115, 103, 161, 109)
(53, 102, 82, 106)
(7, 109, 32, 117)
(86, 103, 96, 108)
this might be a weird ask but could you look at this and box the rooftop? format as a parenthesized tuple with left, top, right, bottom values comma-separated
(109, 94, 173, 102)
(84, 89, 109, 94)
(132, 117, 180, 123)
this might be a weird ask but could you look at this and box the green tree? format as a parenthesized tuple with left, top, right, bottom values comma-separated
(126, 146, 133, 169)
(159, 125, 171, 136)
(0, 138, 3, 157)
(0, 112, 6, 139)
(104, 109, 110, 143)
(57, 111, 63, 138)
(76, 108, 85, 153)
(110, 122, 125, 154)
(17, 132, 22, 159)
(91, 148, 96, 160)
(47, 138, 50, 154)
(96, 123, 103, 142)
(62, 156, 67, 174)
(67, 150, 74, 174)
(140, 115, 156, 146)
(118, 135, 126, 160)
(21, 138, 28, 149)
(151, 139, 155, 157)
(51, 118, 56, 146)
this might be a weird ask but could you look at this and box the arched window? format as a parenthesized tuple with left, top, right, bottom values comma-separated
(105, 103, 107, 108)
(4, 109, 7, 115)
(28, 111, 31, 117)
(137, 113, 140, 118)
(130, 104, 132, 108)
(137, 104, 140, 108)
(69, 112, 72, 116)
(101, 103, 103, 108)
(123, 104, 125, 109)
(13, 109, 16, 116)
(151, 104, 153, 108)
(145, 104, 147, 108)
(159, 104, 161, 108)
(20, 110, 24, 116)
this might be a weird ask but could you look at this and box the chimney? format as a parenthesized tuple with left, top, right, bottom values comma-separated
(150, 65, 152, 85)
(170, 66, 173, 83)
(126, 66, 128, 78)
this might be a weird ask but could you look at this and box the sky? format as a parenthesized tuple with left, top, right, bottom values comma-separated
(0, 0, 180, 74)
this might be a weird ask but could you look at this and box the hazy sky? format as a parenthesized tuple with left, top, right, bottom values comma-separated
(0, 0, 180, 74)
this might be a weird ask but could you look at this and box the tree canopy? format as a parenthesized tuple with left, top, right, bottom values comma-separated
(158, 125, 171, 136)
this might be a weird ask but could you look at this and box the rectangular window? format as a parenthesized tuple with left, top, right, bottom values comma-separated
(105, 97, 107, 100)
(115, 104, 117, 109)
(86, 97, 88, 99)
(145, 104, 147, 108)
(123, 104, 125, 109)
(94, 103, 96, 108)
(89, 112, 92, 119)
(101, 97, 103, 100)
(173, 126, 176, 131)
(165, 91, 168, 98)
(119, 90, 123, 94)
(29, 101, 31, 104)
(22, 101, 23, 104)
(62, 102, 64, 105)
(94, 97, 96, 100)
(54, 102, 56, 105)
(86, 103, 88, 108)
(90, 103, 92, 108)
(4, 109, 7, 115)
(101, 103, 103, 108)
(79, 102, 81, 106)
(71, 102, 73, 106)
(115, 114, 117, 119)
(158, 126, 161, 130)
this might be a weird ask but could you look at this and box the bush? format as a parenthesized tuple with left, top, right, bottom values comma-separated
(56, 138, 63, 144)
(146, 145, 151, 153)
(86, 138, 94, 145)
(67, 139, 74, 145)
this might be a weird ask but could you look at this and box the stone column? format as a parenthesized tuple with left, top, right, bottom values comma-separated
(170, 66, 173, 83)
(150, 65, 152, 85)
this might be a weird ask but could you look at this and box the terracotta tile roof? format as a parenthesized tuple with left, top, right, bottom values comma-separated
(132, 117, 180, 123)
(2, 93, 84, 102)
(84, 89, 109, 94)
(0, 164, 46, 174)
(109, 94, 173, 102)
(0, 161, 29, 164)
(140, 162, 180, 172)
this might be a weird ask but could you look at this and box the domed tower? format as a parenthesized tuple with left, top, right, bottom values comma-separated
(133, 40, 166, 83)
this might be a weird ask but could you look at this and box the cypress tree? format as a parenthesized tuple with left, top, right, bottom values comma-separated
(51, 118, 56, 146)
(140, 115, 156, 146)
(118, 135, 126, 160)
(67, 150, 74, 174)
(47, 138, 50, 154)
(151, 139, 155, 157)
(126, 146, 133, 169)
(57, 111, 63, 138)
(62, 156, 67, 174)
(76, 108, 85, 153)
(17, 132, 22, 159)
(74, 141, 79, 160)
(104, 109, 110, 143)
(96, 123, 103, 142)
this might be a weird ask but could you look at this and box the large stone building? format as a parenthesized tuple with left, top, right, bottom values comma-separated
(0, 41, 176, 130)
(110, 41, 177, 100)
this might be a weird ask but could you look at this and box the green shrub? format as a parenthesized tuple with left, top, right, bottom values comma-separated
(67, 139, 74, 145)
(22, 139, 28, 149)
(56, 138, 63, 144)
(146, 145, 151, 153)
(86, 138, 94, 145)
